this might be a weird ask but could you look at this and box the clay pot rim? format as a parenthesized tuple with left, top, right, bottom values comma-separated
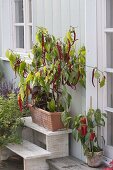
(87, 150, 103, 157)
(28, 103, 62, 116)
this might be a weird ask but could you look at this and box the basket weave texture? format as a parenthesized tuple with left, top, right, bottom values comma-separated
(28, 104, 64, 131)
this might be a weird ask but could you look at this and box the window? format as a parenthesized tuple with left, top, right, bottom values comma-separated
(101, 0, 113, 159)
(12, 0, 33, 52)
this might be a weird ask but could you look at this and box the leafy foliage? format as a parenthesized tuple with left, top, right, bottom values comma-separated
(92, 67, 106, 88)
(0, 59, 4, 81)
(0, 94, 24, 147)
(6, 27, 86, 116)
(72, 108, 107, 157)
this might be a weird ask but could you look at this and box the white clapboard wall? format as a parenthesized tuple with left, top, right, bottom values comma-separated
(33, 0, 85, 161)
(33, 0, 85, 45)
(0, 0, 86, 161)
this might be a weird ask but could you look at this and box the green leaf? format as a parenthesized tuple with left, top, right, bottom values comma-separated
(100, 118, 105, 126)
(47, 99, 56, 112)
(102, 113, 107, 118)
(100, 76, 105, 88)
(61, 111, 72, 128)
(19, 61, 26, 75)
(94, 70, 100, 79)
(85, 132, 90, 142)
(94, 109, 101, 124)
(26, 73, 33, 83)
(67, 93, 72, 108)
(45, 44, 51, 52)
(72, 128, 77, 140)
(45, 53, 51, 61)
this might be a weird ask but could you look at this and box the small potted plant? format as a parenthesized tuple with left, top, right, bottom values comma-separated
(6, 27, 86, 131)
(72, 107, 107, 167)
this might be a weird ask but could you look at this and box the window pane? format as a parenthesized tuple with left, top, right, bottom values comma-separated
(29, 26, 33, 49)
(106, 0, 113, 28)
(15, 0, 24, 23)
(16, 26, 24, 48)
(107, 73, 113, 108)
(107, 112, 113, 146)
(106, 33, 113, 68)
(29, 0, 32, 22)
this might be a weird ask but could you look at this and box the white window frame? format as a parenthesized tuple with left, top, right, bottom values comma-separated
(97, 0, 113, 159)
(11, 0, 33, 53)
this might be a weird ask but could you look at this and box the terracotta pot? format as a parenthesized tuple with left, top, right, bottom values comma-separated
(28, 104, 64, 131)
(87, 151, 103, 167)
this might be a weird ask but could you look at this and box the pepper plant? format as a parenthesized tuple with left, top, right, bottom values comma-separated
(6, 27, 86, 119)
(6, 27, 105, 129)
(72, 108, 107, 156)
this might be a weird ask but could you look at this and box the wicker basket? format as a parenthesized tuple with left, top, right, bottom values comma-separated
(28, 104, 64, 131)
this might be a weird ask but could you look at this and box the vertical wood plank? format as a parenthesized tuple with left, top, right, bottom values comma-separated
(52, 0, 61, 37)
(32, 0, 37, 42)
(0, 1, 2, 56)
(61, 0, 70, 38)
(44, 0, 53, 34)
(70, 0, 80, 42)
(32, 0, 45, 42)
(1, 0, 11, 57)
(85, 0, 98, 111)
(79, 0, 85, 45)
(35, 0, 45, 27)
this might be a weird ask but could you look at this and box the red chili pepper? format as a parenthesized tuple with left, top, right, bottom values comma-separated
(42, 33, 46, 65)
(90, 132, 95, 141)
(67, 39, 71, 60)
(57, 42, 62, 60)
(58, 63, 61, 73)
(103, 168, 113, 170)
(92, 68, 95, 87)
(18, 94, 22, 112)
(71, 30, 77, 45)
(80, 117, 87, 124)
(81, 125, 87, 137)
(42, 33, 44, 50)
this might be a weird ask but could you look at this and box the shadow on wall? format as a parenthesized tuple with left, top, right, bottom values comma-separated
(1, 61, 19, 87)
(68, 85, 86, 161)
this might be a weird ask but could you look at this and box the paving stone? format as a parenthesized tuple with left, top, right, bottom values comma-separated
(47, 156, 107, 170)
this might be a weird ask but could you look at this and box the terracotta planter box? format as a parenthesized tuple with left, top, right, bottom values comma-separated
(28, 104, 64, 131)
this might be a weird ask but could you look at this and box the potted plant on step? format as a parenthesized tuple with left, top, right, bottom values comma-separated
(72, 107, 107, 167)
(6, 27, 86, 131)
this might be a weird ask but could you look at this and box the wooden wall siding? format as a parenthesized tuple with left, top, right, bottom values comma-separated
(85, 0, 98, 111)
(0, 1, 2, 57)
(33, 3, 86, 150)
(0, 0, 86, 161)
(0, 0, 11, 58)
(33, 0, 85, 45)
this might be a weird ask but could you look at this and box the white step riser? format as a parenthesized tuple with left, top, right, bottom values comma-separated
(24, 158, 49, 170)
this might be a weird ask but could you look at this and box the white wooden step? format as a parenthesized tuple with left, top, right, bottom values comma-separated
(6, 140, 51, 159)
(22, 117, 72, 136)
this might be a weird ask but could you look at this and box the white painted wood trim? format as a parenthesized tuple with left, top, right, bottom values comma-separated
(104, 107, 113, 113)
(14, 23, 25, 26)
(105, 68, 113, 73)
(104, 28, 113, 33)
